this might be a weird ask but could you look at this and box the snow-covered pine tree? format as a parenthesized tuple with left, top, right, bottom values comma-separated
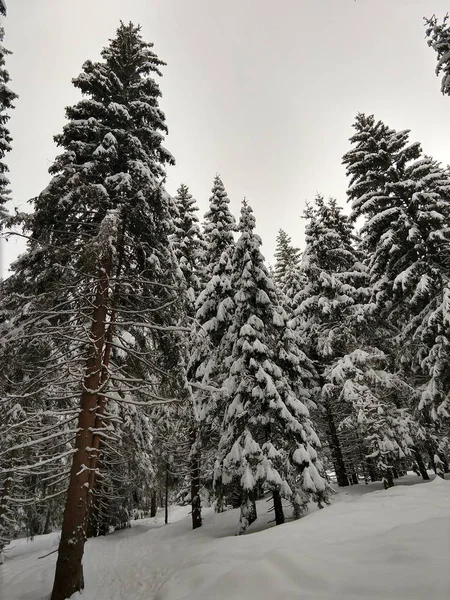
(293, 195, 367, 486)
(172, 184, 205, 312)
(274, 230, 301, 278)
(342, 113, 450, 466)
(425, 14, 450, 97)
(273, 228, 305, 314)
(169, 183, 206, 529)
(342, 113, 450, 327)
(215, 201, 327, 534)
(0, 23, 189, 600)
(188, 175, 237, 512)
(0, 1, 17, 221)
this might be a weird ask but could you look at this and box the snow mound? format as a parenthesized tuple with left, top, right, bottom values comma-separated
(2, 477, 450, 600)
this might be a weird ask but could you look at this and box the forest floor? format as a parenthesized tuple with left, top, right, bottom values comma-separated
(2, 473, 450, 600)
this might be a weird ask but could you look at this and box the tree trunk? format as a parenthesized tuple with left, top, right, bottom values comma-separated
(150, 491, 157, 518)
(165, 462, 169, 525)
(351, 472, 358, 485)
(413, 448, 429, 481)
(189, 427, 202, 530)
(383, 468, 394, 489)
(325, 400, 349, 487)
(51, 264, 110, 600)
(86, 229, 124, 524)
(272, 490, 284, 525)
(43, 507, 52, 535)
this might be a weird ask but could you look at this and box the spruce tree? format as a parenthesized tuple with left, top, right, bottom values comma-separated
(172, 184, 205, 311)
(189, 175, 237, 510)
(0, 0, 17, 221)
(170, 183, 205, 529)
(425, 14, 450, 97)
(215, 201, 327, 534)
(293, 195, 366, 486)
(273, 228, 305, 314)
(342, 112, 450, 471)
(0, 23, 188, 600)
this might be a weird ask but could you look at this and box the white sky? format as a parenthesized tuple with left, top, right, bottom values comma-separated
(2, 0, 450, 276)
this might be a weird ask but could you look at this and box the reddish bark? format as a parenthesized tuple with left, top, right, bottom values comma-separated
(50, 263, 110, 600)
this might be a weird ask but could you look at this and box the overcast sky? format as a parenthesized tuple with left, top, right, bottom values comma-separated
(2, 0, 450, 275)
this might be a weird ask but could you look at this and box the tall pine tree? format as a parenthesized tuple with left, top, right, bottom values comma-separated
(0, 23, 188, 600)
(0, 0, 16, 219)
(215, 201, 327, 534)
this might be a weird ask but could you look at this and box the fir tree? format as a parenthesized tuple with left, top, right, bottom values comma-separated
(293, 195, 367, 487)
(188, 175, 237, 511)
(343, 113, 450, 432)
(425, 14, 450, 97)
(215, 201, 327, 534)
(171, 184, 205, 311)
(170, 183, 206, 529)
(273, 228, 305, 314)
(0, 1, 17, 221)
(0, 23, 188, 600)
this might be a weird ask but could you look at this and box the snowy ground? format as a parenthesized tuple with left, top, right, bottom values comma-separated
(2, 474, 450, 600)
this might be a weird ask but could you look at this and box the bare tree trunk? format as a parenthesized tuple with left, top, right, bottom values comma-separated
(189, 427, 202, 530)
(164, 462, 169, 525)
(85, 234, 124, 523)
(150, 491, 157, 518)
(272, 490, 284, 525)
(51, 264, 110, 600)
(383, 468, 394, 490)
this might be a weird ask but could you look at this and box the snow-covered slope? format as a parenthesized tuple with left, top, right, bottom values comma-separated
(2, 476, 450, 600)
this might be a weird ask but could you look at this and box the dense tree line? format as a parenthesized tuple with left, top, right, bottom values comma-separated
(1, 5, 450, 600)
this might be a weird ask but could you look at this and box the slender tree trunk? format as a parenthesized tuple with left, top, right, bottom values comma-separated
(164, 463, 169, 525)
(43, 507, 52, 535)
(150, 491, 157, 518)
(383, 468, 394, 490)
(351, 472, 358, 485)
(189, 427, 202, 530)
(272, 490, 284, 525)
(51, 263, 111, 600)
(413, 448, 429, 481)
(325, 400, 349, 487)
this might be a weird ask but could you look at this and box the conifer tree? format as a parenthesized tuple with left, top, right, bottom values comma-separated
(189, 176, 237, 511)
(0, 23, 188, 600)
(343, 115, 450, 402)
(0, 0, 17, 221)
(342, 113, 450, 470)
(215, 201, 327, 534)
(273, 229, 305, 313)
(172, 184, 205, 310)
(293, 195, 366, 486)
(425, 14, 450, 97)
(170, 183, 206, 529)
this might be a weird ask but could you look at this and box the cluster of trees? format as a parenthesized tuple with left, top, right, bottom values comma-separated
(1, 5, 450, 600)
